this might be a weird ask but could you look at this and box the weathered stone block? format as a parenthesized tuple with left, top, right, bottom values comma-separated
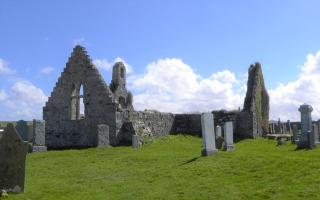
(215, 126, 222, 138)
(298, 104, 315, 149)
(32, 120, 45, 146)
(15, 120, 28, 141)
(0, 123, 28, 193)
(201, 113, 217, 156)
(97, 124, 110, 147)
(132, 135, 142, 148)
(224, 121, 234, 151)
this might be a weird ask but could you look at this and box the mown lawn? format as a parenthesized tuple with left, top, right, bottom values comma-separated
(8, 135, 320, 200)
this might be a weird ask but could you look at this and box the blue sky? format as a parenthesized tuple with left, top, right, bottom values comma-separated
(1, 0, 320, 121)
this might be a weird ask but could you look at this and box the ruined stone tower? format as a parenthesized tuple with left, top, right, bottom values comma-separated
(236, 62, 269, 138)
(43, 45, 133, 149)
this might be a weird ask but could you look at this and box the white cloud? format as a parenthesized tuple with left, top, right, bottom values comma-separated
(41, 66, 54, 74)
(94, 57, 133, 74)
(93, 59, 112, 71)
(269, 51, 320, 121)
(128, 58, 244, 113)
(0, 58, 14, 74)
(1, 81, 47, 120)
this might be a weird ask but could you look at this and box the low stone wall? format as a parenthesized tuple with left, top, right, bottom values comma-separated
(170, 114, 202, 136)
(132, 110, 175, 137)
(212, 110, 238, 127)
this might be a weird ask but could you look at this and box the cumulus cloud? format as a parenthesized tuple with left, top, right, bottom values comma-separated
(0, 58, 14, 74)
(93, 59, 112, 71)
(94, 57, 133, 73)
(41, 66, 55, 74)
(269, 51, 320, 121)
(128, 58, 245, 113)
(1, 81, 47, 120)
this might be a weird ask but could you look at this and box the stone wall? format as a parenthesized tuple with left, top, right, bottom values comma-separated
(212, 110, 239, 127)
(235, 62, 269, 138)
(170, 114, 202, 136)
(43, 46, 131, 149)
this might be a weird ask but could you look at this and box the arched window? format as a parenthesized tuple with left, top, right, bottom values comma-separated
(120, 68, 124, 78)
(70, 83, 85, 120)
(79, 84, 85, 119)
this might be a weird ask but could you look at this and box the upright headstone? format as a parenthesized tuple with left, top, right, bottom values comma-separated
(15, 120, 28, 141)
(282, 123, 287, 134)
(286, 120, 292, 134)
(292, 125, 298, 144)
(313, 123, 319, 144)
(32, 120, 47, 152)
(132, 135, 142, 148)
(0, 123, 28, 193)
(215, 126, 222, 138)
(201, 112, 217, 156)
(224, 121, 234, 151)
(298, 104, 315, 149)
(271, 123, 275, 134)
(277, 118, 281, 134)
(97, 124, 110, 147)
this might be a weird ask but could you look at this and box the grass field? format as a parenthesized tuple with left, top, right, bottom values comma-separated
(7, 135, 320, 200)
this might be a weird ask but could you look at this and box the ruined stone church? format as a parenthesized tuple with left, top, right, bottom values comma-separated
(44, 45, 270, 149)
(43, 46, 134, 148)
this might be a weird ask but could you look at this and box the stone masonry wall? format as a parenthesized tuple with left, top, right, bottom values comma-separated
(44, 46, 118, 149)
(170, 114, 202, 136)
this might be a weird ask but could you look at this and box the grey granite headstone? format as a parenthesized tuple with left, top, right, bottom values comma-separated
(286, 120, 292, 134)
(201, 112, 217, 156)
(0, 123, 28, 193)
(215, 126, 222, 138)
(282, 123, 287, 134)
(292, 125, 298, 144)
(97, 124, 110, 147)
(15, 120, 28, 141)
(224, 121, 234, 151)
(132, 135, 142, 148)
(298, 104, 315, 149)
(32, 120, 47, 152)
(313, 123, 320, 144)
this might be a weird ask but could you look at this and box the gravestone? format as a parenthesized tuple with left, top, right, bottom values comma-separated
(132, 135, 142, 148)
(270, 123, 275, 134)
(201, 112, 217, 156)
(282, 123, 287, 134)
(215, 126, 222, 138)
(313, 123, 319, 144)
(0, 123, 28, 193)
(292, 124, 298, 144)
(97, 124, 110, 147)
(15, 120, 28, 141)
(286, 120, 292, 134)
(277, 118, 281, 134)
(298, 104, 315, 149)
(32, 120, 47, 152)
(224, 121, 234, 151)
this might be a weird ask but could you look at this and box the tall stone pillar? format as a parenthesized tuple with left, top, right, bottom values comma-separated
(298, 104, 315, 149)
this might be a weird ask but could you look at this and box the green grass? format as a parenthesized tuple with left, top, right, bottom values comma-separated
(7, 135, 320, 200)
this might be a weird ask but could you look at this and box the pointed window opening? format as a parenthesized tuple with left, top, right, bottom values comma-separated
(120, 68, 124, 78)
(70, 83, 85, 120)
(79, 84, 85, 119)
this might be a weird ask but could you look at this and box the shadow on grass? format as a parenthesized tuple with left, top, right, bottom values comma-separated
(180, 156, 201, 166)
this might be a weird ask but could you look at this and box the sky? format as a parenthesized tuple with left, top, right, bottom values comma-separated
(0, 0, 320, 121)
